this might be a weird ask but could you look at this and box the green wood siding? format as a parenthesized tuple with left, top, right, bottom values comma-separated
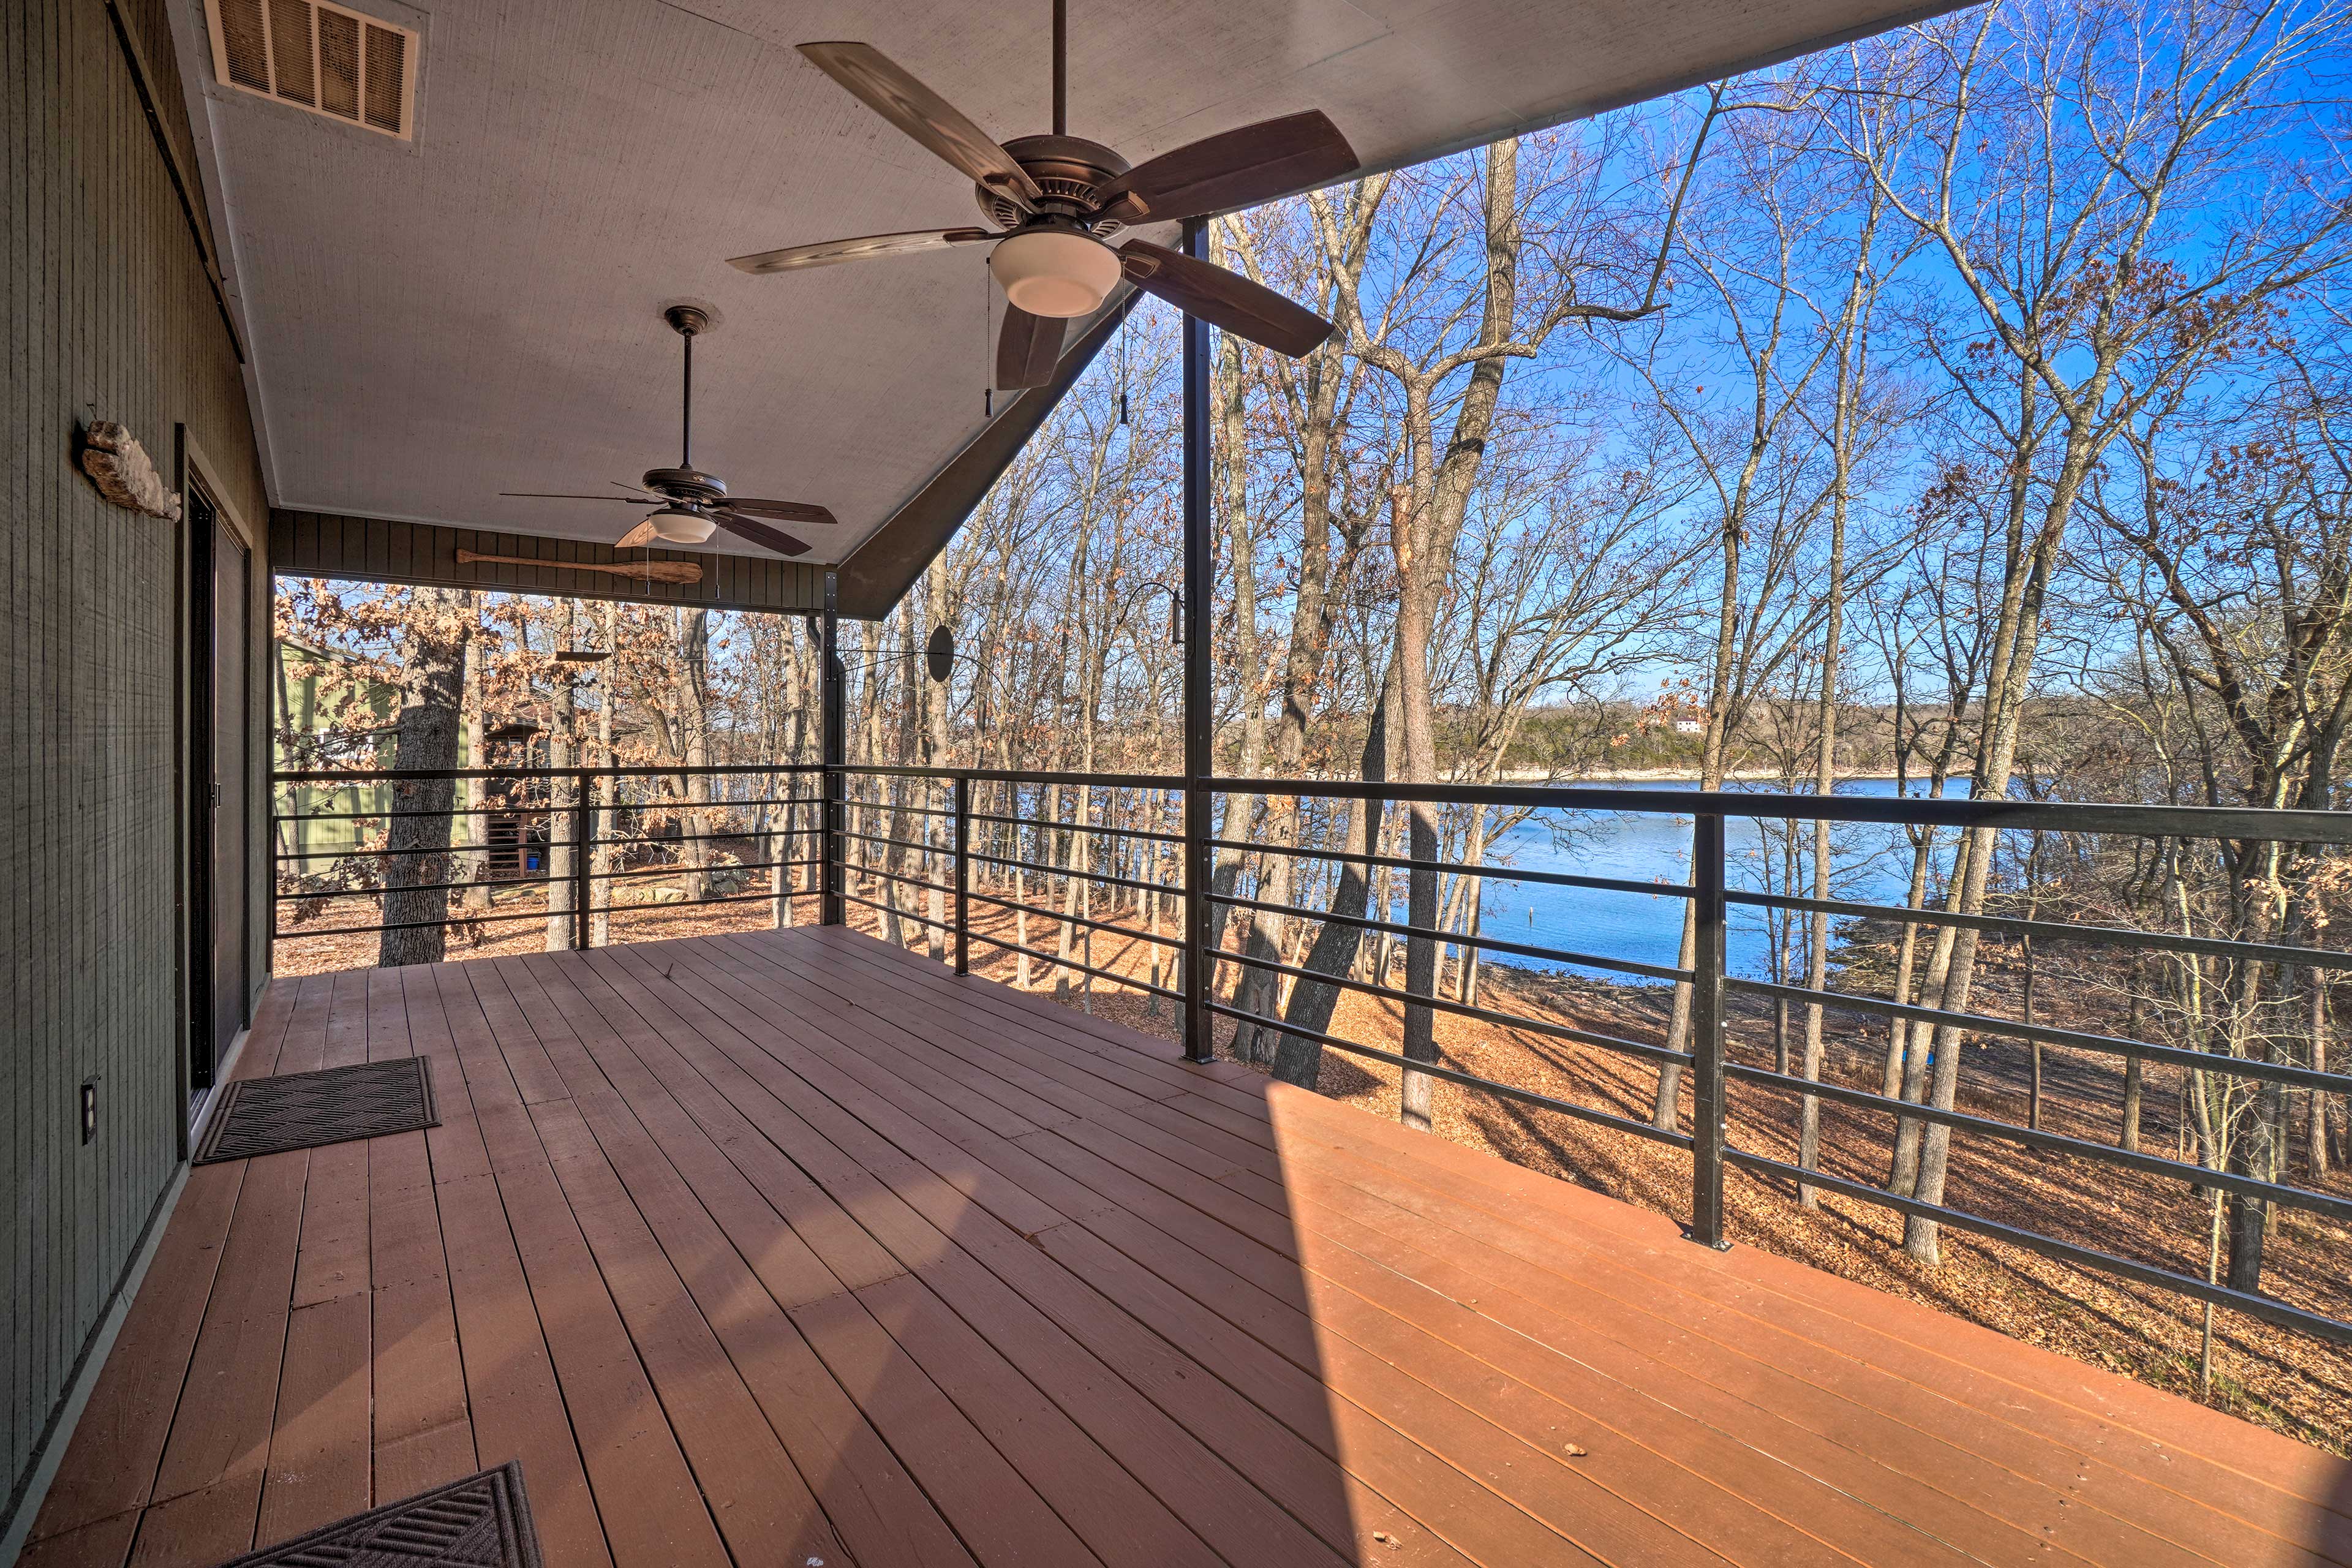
(2, 0, 268, 1533)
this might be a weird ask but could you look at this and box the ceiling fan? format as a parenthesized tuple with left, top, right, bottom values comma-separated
(499, 305, 835, 556)
(726, 0, 1359, 390)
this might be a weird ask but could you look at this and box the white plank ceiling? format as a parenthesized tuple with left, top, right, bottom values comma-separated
(170, 0, 1949, 565)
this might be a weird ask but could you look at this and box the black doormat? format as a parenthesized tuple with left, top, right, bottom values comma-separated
(209, 1461, 541, 1567)
(193, 1056, 439, 1165)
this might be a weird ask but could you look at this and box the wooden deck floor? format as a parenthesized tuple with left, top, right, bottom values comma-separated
(19, 927, 2352, 1567)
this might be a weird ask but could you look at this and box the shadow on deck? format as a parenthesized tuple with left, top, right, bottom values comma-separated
(20, 927, 2352, 1567)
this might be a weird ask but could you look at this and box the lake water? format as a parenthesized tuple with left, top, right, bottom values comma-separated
(1398, 777, 1958, 985)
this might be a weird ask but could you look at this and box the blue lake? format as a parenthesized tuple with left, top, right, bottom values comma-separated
(1387, 777, 1958, 984)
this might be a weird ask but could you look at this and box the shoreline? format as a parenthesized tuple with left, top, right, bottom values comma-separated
(1491, 769, 1905, 784)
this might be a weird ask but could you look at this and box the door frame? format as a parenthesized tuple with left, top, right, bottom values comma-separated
(176, 431, 259, 1136)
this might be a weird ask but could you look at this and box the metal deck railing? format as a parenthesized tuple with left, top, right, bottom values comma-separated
(270, 761, 2352, 1345)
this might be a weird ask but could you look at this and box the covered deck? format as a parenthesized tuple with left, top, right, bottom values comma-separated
(21, 929, 2348, 1568)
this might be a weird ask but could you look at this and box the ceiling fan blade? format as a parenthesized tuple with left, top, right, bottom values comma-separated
(712, 512, 813, 557)
(728, 227, 993, 276)
(1118, 241, 1334, 358)
(502, 492, 656, 503)
(996, 307, 1063, 390)
(1095, 110, 1357, 225)
(797, 42, 1041, 208)
(615, 518, 663, 549)
(719, 497, 839, 524)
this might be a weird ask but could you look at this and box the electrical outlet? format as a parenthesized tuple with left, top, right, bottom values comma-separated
(81, 1080, 97, 1145)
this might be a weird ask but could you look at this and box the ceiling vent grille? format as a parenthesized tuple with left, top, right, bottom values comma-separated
(208, 0, 415, 139)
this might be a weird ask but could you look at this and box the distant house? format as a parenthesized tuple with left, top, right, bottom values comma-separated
(273, 642, 517, 867)
(273, 640, 398, 863)
(1674, 717, 1705, 736)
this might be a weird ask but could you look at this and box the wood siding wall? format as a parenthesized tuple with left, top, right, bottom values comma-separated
(272, 510, 831, 615)
(2, 0, 268, 1533)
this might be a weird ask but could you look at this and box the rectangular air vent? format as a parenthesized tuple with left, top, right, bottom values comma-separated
(208, 0, 415, 139)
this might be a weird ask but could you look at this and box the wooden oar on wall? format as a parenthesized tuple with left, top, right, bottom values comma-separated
(454, 548, 702, 585)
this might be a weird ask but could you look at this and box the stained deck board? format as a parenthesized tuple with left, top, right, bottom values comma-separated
(23, 929, 2352, 1568)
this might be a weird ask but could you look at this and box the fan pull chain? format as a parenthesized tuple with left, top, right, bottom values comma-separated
(1118, 292, 1131, 425)
(982, 263, 993, 418)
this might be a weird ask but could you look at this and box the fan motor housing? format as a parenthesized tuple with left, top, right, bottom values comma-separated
(642, 466, 726, 502)
(980, 135, 1133, 234)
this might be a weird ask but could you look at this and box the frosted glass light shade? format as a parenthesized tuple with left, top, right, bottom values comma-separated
(988, 228, 1121, 318)
(646, 506, 716, 544)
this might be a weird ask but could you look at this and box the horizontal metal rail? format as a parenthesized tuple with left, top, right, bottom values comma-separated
(597, 886, 814, 920)
(968, 850, 1181, 899)
(274, 763, 822, 783)
(1213, 948, 1690, 1068)
(279, 824, 816, 865)
(274, 903, 570, 941)
(595, 823, 818, 850)
(975, 811, 1188, 846)
(1725, 1061, 2352, 1226)
(841, 827, 948, 859)
(1214, 835, 1696, 900)
(1215, 775, 2352, 842)
(841, 801, 957, 821)
(277, 874, 551, 901)
(273, 861, 819, 918)
(967, 929, 1186, 1001)
(590, 858, 816, 884)
(1730, 977, 2352, 1095)
(966, 888, 1185, 949)
(273, 803, 559, 823)
(843, 763, 1185, 790)
(1209, 1002, 1693, 1150)
(845, 862, 957, 900)
(1722, 1147, 2352, 1346)
(1208, 891, 1691, 983)
(271, 796, 824, 822)
(839, 889, 956, 933)
(275, 840, 586, 864)
(1727, 888, 2352, 972)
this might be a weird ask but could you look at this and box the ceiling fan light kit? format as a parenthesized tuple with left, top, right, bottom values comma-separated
(988, 223, 1122, 317)
(645, 505, 717, 543)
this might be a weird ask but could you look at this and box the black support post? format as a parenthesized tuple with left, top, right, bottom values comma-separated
(1180, 217, 1215, 1064)
(821, 572, 846, 927)
(1688, 812, 1730, 1249)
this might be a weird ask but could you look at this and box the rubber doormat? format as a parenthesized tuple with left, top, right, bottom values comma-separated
(206, 1461, 541, 1567)
(193, 1056, 439, 1165)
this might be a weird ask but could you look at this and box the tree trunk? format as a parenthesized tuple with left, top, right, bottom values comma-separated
(379, 587, 470, 967)
(545, 601, 578, 953)
(2312, 977, 2333, 1180)
(1272, 659, 1395, 1088)
(590, 600, 617, 948)
(676, 608, 714, 904)
(455, 592, 489, 920)
(1393, 485, 1446, 1133)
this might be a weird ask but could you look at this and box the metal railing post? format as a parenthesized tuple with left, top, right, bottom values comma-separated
(821, 575, 846, 927)
(953, 774, 971, 975)
(1688, 812, 1729, 1250)
(571, 768, 594, 951)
